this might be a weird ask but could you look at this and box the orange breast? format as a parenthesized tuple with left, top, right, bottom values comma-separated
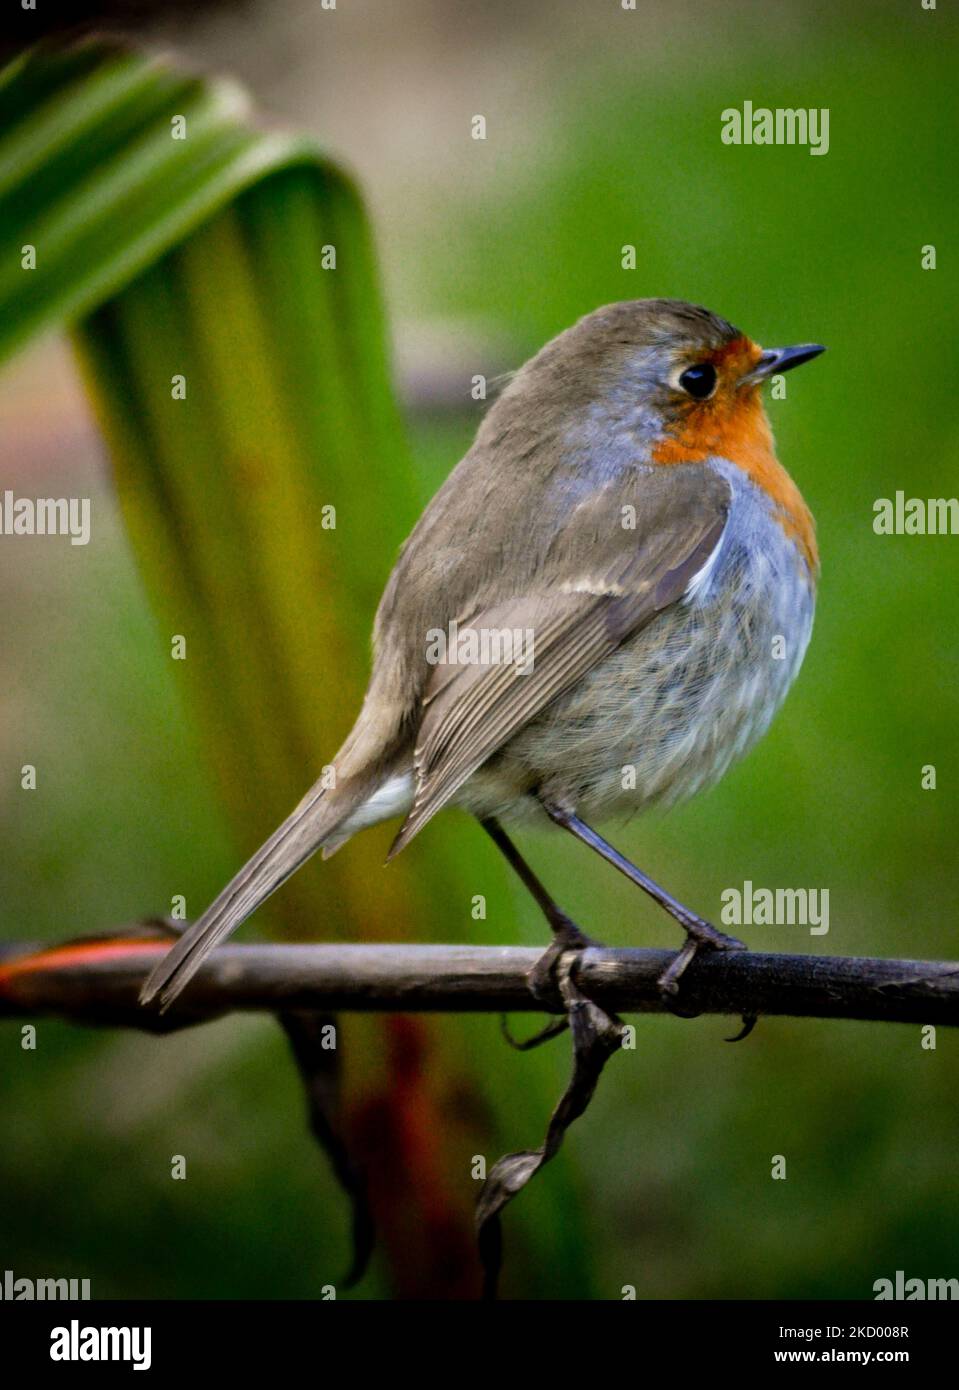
(652, 343, 818, 577)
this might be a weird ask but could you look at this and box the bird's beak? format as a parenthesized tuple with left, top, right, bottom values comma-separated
(741, 343, 826, 386)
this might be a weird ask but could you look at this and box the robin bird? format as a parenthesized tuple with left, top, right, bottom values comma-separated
(141, 299, 824, 1012)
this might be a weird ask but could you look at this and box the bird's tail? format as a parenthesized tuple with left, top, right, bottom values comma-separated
(139, 775, 367, 1012)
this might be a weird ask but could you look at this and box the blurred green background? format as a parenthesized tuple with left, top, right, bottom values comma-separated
(1, 0, 957, 1299)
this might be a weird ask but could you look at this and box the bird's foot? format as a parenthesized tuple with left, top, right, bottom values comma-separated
(657, 913, 756, 1039)
(501, 914, 598, 1051)
(528, 912, 596, 1005)
(657, 912, 746, 999)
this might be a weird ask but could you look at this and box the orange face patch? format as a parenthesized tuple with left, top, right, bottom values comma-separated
(652, 336, 819, 576)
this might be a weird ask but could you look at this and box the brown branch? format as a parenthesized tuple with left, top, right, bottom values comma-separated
(3, 930, 955, 1298)
(1, 937, 956, 1028)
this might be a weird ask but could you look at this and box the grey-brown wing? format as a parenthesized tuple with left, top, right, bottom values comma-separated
(388, 469, 730, 855)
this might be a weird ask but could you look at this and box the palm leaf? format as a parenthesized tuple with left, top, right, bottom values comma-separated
(0, 39, 592, 1297)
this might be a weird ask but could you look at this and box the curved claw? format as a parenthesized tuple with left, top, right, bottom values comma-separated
(661, 997, 702, 1020)
(499, 1013, 570, 1051)
(725, 1013, 758, 1043)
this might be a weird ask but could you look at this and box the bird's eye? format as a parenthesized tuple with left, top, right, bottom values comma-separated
(677, 363, 717, 400)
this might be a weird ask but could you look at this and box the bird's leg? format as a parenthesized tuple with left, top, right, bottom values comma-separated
(540, 799, 746, 998)
(481, 817, 595, 1010)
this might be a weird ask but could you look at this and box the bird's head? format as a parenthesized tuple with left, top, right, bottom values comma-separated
(492, 298, 825, 574)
